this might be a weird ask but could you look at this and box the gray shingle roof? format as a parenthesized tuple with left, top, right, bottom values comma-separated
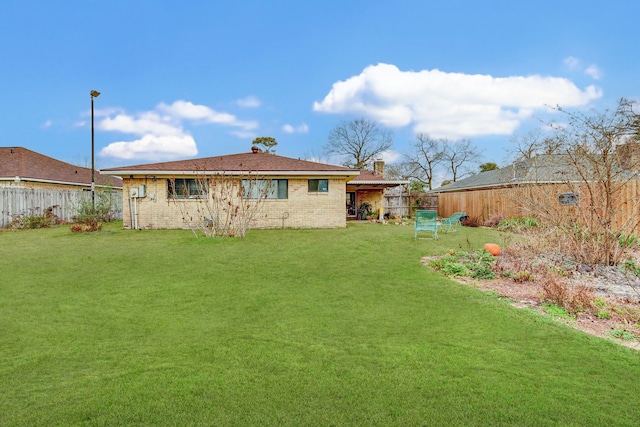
(430, 154, 627, 193)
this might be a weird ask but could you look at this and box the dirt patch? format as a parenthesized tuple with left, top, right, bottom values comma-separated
(422, 249, 640, 350)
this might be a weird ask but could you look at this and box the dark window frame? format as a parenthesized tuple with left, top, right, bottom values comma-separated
(242, 179, 288, 199)
(167, 178, 208, 199)
(308, 178, 329, 193)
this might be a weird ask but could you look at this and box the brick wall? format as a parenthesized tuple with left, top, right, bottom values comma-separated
(121, 176, 347, 230)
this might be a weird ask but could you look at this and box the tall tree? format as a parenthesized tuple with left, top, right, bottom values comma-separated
(325, 118, 393, 169)
(401, 134, 444, 190)
(252, 136, 278, 153)
(441, 139, 480, 182)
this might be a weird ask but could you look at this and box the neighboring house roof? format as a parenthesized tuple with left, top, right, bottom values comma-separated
(347, 170, 409, 189)
(430, 154, 613, 193)
(101, 150, 361, 178)
(0, 147, 122, 188)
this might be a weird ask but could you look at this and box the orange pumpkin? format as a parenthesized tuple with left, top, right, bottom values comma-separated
(483, 243, 501, 256)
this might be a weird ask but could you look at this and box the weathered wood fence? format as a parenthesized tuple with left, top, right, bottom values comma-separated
(0, 187, 123, 227)
(384, 191, 438, 218)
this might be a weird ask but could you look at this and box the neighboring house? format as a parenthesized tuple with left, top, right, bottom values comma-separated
(429, 147, 640, 222)
(0, 147, 123, 226)
(0, 147, 122, 190)
(346, 161, 409, 219)
(101, 147, 361, 230)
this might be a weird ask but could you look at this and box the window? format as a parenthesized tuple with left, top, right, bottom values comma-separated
(242, 179, 288, 199)
(168, 178, 207, 199)
(308, 179, 328, 193)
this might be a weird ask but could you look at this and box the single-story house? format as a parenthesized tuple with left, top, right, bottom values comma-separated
(0, 146, 122, 190)
(101, 147, 363, 230)
(346, 161, 409, 219)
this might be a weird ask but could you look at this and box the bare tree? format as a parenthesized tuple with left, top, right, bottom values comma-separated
(441, 139, 480, 182)
(400, 134, 444, 190)
(325, 118, 393, 169)
(168, 170, 271, 238)
(509, 128, 561, 161)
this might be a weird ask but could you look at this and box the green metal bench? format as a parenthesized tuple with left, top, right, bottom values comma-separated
(440, 212, 467, 233)
(414, 210, 439, 240)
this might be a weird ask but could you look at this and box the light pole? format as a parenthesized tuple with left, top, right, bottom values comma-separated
(90, 90, 100, 211)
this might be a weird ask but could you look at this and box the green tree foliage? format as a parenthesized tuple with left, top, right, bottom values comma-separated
(252, 136, 278, 153)
(479, 162, 499, 172)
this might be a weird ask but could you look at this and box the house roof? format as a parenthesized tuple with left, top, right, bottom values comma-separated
(0, 147, 122, 188)
(430, 153, 640, 193)
(347, 170, 409, 188)
(101, 150, 361, 178)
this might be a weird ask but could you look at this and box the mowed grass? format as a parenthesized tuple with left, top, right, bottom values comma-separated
(1, 222, 639, 426)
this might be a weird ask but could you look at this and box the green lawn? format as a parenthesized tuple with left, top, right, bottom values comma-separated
(1, 222, 639, 426)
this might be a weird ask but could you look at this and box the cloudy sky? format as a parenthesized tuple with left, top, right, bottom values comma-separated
(0, 0, 637, 171)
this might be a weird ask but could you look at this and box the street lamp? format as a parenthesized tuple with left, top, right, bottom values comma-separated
(90, 90, 100, 211)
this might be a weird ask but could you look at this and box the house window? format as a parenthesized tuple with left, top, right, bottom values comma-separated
(168, 178, 207, 199)
(308, 179, 329, 193)
(242, 179, 288, 199)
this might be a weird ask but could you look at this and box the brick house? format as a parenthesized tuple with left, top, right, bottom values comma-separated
(0, 147, 122, 226)
(101, 148, 361, 230)
(0, 147, 122, 190)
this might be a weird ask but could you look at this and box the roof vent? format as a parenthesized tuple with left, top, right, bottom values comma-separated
(251, 145, 259, 154)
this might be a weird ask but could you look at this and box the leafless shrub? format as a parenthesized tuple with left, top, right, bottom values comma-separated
(461, 215, 481, 227)
(541, 274, 595, 315)
(484, 213, 505, 228)
(168, 170, 271, 238)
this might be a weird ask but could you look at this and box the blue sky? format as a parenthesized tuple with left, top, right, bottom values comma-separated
(1, 0, 638, 174)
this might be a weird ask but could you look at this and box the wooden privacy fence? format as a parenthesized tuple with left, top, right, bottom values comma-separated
(0, 187, 123, 227)
(435, 179, 640, 231)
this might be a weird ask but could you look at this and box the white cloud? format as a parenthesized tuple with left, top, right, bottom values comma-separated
(282, 123, 309, 134)
(98, 100, 259, 161)
(564, 56, 581, 70)
(313, 63, 602, 139)
(585, 65, 603, 80)
(235, 96, 261, 108)
(564, 56, 603, 80)
(42, 120, 52, 128)
(157, 100, 258, 129)
(378, 150, 401, 164)
(100, 134, 197, 161)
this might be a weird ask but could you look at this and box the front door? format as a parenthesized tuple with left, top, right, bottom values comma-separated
(346, 192, 357, 217)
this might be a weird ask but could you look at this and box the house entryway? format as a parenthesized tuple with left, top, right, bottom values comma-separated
(346, 192, 357, 217)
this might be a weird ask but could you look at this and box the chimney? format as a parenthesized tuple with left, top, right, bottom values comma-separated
(616, 142, 640, 170)
(373, 160, 385, 178)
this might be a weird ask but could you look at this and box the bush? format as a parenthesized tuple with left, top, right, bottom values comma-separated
(70, 190, 117, 233)
(541, 274, 594, 316)
(8, 207, 59, 229)
(497, 216, 539, 233)
(483, 213, 506, 228)
(461, 215, 481, 227)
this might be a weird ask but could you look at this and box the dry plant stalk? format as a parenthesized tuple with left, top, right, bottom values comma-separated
(508, 99, 640, 266)
(168, 170, 271, 238)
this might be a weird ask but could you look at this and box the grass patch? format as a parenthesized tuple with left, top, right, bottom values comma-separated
(1, 222, 639, 426)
